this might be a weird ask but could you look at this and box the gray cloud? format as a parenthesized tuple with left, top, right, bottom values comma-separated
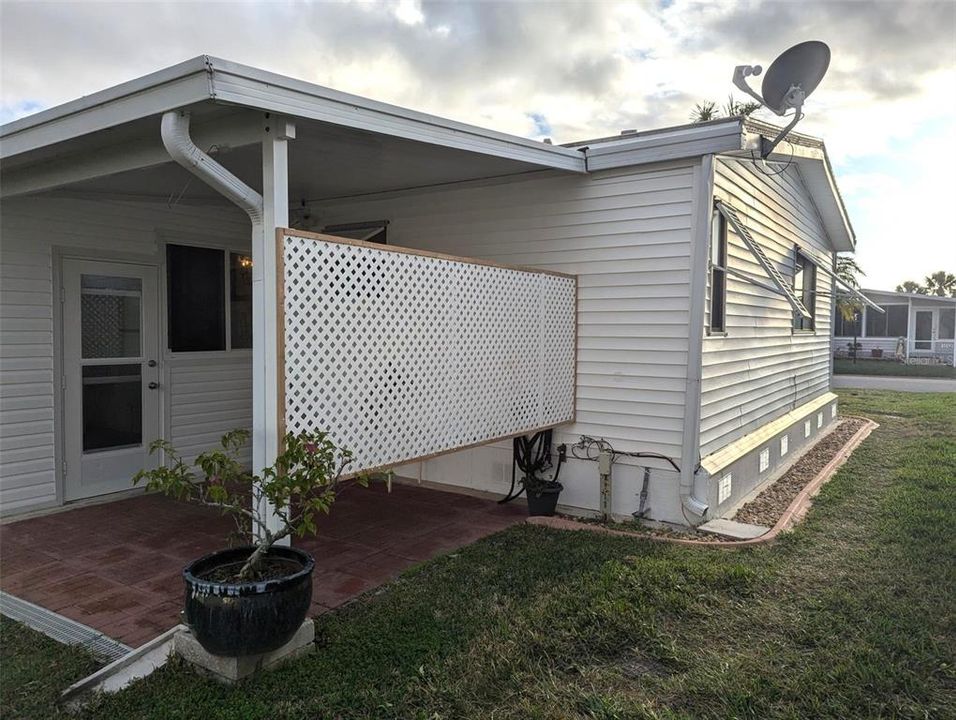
(679, 0, 956, 100)
(1, 0, 954, 140)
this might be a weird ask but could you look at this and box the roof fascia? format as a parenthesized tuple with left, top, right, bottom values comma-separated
(583, 119, 745, 170)
(855, 288, 956, 304)
(205, 57, 586, 173)
(737, 128, 856, 253)
(0, 57, 213, 160)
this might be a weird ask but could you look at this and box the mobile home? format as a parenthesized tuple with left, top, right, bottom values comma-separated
(0, 57, 857, 526)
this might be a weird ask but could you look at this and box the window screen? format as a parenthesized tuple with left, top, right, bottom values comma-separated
(939, 308, 955, 340)
(792, 252, 816, 331)
(709, 212, 727, 333)
(866, 305, 908, 337)
(834, 311, 862, 337)
(167, 244, 225, 352)
(886, 305, 908, 337)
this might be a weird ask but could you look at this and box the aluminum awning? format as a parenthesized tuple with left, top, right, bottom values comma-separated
(715, 200, 812, 319)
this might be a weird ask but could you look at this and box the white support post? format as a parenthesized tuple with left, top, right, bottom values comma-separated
(253, 117, 295, 544)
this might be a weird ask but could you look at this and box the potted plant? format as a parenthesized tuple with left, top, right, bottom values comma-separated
(523, 472, 563, 517)
(134, 428, 364, 657)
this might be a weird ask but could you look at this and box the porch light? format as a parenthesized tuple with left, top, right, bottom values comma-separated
(238, 256, 253, 269)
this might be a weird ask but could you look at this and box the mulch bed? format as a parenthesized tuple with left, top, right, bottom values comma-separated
(732, 417, 868, 527)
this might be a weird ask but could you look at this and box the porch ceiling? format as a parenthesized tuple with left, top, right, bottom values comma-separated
(88, 117, 551, 204)
(3, 105, 558, 204)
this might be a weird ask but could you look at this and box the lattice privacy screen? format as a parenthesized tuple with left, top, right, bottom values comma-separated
(281, 231, 577, 475)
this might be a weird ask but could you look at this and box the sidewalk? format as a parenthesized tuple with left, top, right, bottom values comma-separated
(832, 375, 956, 392)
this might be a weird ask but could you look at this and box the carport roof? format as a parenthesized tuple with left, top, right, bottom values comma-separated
(0, 55, 585, 172)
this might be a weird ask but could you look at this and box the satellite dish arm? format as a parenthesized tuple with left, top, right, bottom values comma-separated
(733, 64, 780, 114)
(761, 101, 803, 158)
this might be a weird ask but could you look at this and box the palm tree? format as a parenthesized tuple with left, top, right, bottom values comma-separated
(690, 101, 718, 122)
(835, 255, 865, 321)
(922, 270, 956, 297)
(895, 280, 926, 294)
(722, 95, 761, 118)
(690, 95, 759, 123)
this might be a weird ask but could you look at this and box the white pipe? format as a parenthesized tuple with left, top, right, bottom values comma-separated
(162, 109, 278, 540)
(160, 110, 263, 224)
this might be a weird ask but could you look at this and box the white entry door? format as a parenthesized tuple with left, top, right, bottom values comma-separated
(62, 260, 161, 501)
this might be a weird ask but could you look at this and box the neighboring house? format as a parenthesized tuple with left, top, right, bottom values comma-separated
(833, 288, 956, 366)
(0, 56, 858, 526)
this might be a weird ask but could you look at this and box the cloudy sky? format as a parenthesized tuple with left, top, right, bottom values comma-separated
(2, 0, 954, 289)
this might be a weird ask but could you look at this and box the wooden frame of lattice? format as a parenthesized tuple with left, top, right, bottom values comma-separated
(276, 228, 577, 477)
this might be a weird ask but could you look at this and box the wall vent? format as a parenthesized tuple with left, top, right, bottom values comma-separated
(759, 448, 770, 473)
(804, 420, 811, 438)
(780, 434, 789, 456)
(718, 474, 733, 504)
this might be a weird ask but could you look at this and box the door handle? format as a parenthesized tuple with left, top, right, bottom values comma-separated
(148, 382, 160, 390)
(147, 359, 157, 368)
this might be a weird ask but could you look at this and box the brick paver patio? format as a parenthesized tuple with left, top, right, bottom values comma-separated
(0, 482, 525, 648)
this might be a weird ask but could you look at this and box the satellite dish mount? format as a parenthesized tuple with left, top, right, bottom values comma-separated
(732, 41, 831, 158)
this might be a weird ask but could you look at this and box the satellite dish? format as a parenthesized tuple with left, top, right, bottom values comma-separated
(732, 41, 831, 158)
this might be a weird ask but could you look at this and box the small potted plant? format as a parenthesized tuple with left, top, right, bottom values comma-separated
(523, 471, 563, 517)
(134, 429, 364, 657)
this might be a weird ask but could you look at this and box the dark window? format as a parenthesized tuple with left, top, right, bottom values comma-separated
(709, 212, 727, 333)
(792, 252, 817, 331)
(167, 244, 225, 352)
(941, 308, 955, 340)
(323, 221, 388, 244)
(230, 253, 253, 349)
(865, 304, 908, 337)
(834, 311, 862, 337)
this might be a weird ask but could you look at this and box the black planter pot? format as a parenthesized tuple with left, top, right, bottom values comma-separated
(526, 482, 563, 517)
(182, 545, 314, 657)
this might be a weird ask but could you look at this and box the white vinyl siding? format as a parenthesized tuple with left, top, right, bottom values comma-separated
(700, 158, 835, 457)
(314, 163, 698, 515)
(168, 356, 252, 465)
(0, 196, 251, 513)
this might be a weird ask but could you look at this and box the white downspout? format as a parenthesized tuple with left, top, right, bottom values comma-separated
(161, 110, 280, 540)
(161, 111, 264, 223)
(680, 154, 713, 522)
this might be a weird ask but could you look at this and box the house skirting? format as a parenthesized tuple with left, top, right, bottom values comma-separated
(699, 392, 840, 518)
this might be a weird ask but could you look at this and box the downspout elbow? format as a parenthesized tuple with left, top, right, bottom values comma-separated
(680, 467, 709, 521)
(160, 110, 264, 224)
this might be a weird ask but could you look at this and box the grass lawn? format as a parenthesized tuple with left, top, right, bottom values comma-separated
(834, 357, 956, 378)
(2, 389, 954, 719)
(0, 616, 101, 718)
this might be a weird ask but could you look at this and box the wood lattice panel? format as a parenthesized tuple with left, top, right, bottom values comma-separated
(280, 231, 576, 474)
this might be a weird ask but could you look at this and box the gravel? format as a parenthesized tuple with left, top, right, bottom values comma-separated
(733, 417, 868, 527)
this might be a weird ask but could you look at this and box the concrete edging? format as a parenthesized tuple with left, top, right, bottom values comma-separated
(526, 416, 880, 548)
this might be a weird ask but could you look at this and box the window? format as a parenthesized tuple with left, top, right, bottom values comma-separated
(230, 253, 253, 349)
(834, 311, 862, 337)
(709, 211, 727, 333)
(865, 305, 908, 337)
(166, 244, 252, 352)
(322, 220, 388, 244)
(792, 251, 817, 331)
(939, 308, 955, 340)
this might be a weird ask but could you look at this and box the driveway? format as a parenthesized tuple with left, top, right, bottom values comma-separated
(832, 375, 956, 392)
